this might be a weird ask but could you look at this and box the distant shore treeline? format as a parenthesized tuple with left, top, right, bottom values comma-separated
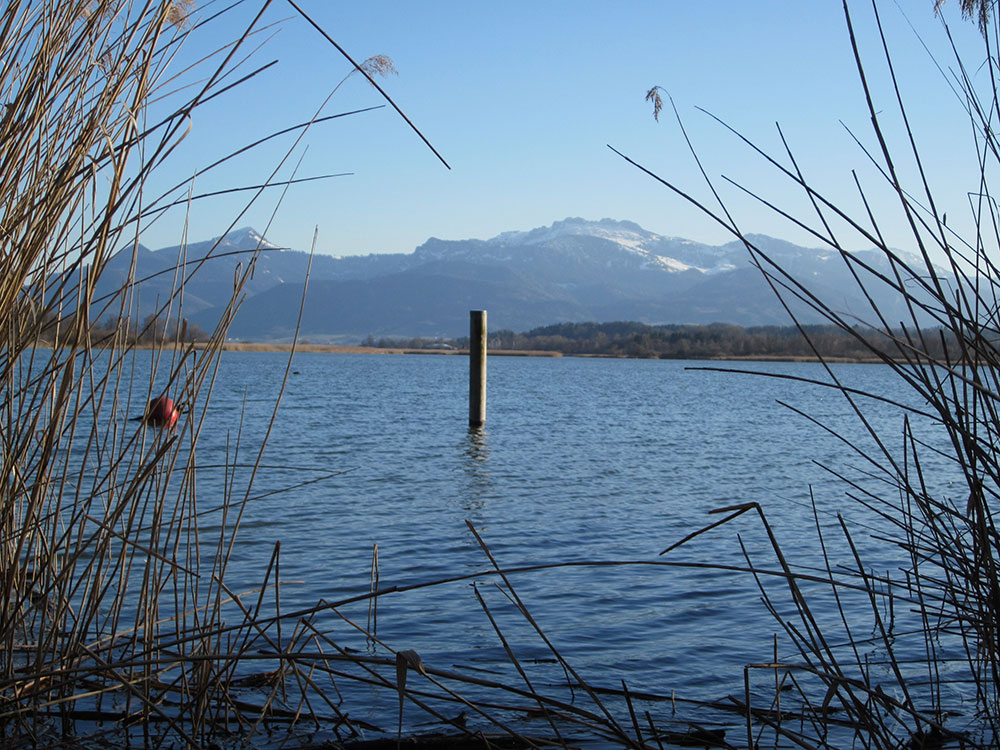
(364, 321, 957, 361)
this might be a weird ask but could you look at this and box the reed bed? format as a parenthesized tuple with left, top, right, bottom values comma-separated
(0, 1, 445, 746)
(612, 0, 1000, 747)
(0, 1, 300, 744)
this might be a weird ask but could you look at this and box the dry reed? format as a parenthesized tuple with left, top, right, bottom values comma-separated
(0, 1, 430, 747)
(614, 0, 1000, 747)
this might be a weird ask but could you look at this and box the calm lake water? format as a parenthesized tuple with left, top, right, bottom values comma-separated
(137, 352, 966, 744)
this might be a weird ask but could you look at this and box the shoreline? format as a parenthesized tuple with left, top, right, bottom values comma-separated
(205, 343, 564, 357)
(46, 341, 887, 363)
(195, 342, 886, 363)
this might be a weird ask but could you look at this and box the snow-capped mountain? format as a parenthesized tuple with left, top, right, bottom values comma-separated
(416, 217, 741, 274)
(82, 218, 940, 341)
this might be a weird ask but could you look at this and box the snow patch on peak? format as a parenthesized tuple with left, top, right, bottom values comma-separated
(224, 227, 281, 250)
(659, 257, 697, 272)
(488, 217, 660, 249)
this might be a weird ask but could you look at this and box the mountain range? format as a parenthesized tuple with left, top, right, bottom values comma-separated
(90, 218, 932, 342)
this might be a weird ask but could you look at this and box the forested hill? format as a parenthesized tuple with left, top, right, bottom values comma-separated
(372, 321, 952, 361)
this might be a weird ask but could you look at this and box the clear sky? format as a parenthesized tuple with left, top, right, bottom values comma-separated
(140, 1, 987, 258)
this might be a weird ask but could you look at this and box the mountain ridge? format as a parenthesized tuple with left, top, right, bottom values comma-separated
(88, 219, 935, 342)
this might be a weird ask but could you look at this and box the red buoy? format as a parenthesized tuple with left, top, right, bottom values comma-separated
(144, 396, 179, 429)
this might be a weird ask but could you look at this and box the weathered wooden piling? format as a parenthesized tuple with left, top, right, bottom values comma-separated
(469, 310, 486, 427)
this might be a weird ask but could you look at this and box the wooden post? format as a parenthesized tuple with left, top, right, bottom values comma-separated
(469, 310, 486, 428)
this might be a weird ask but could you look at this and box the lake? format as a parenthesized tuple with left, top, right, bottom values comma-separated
(125, 352, 967, 745)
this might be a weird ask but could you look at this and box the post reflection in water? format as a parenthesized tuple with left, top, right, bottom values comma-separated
(461, 427, 492, 511)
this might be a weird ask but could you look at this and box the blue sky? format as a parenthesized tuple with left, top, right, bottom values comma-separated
(141, 1, 986, 258)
